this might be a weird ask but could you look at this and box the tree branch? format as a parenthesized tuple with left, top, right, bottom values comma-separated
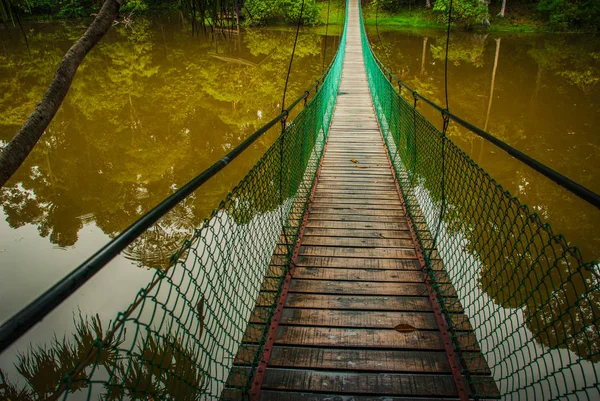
(0, 0, 123, 187)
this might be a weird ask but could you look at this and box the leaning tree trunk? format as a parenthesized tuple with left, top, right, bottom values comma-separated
(420, 36, 428, 76)
(0, 0, 123, 187)
(484, 38, 501, 131)
(498, 0, 507, 17)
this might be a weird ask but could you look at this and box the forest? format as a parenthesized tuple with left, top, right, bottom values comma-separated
(2, 0, 599, 31)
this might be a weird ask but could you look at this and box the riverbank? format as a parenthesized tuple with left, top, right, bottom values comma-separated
(358, 4, 546, 33)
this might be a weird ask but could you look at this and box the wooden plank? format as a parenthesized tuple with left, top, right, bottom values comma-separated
(295, 255, 420, 269)
(236, 345, 490, 375)
(299, 246, 417, 259)
(300, 236, 414, 248)
(313, 194, 401, 201)
(289, 279, 427, 296)
(292, 267, 423, 282)
(311, 198, 402, 207)
(314, 176, 392, 182)
(309, 202, 403, 210)
(280, 309, 436, 329)
(260, 391, 458, 401)
(305, 220, 409, 230)
(282, 293, 464, 312)
(260, 368, 458, 397)
(314, 183, 397, 190)
(304, 215, 407, 223)
(308, 208, 404, 217)
(302, 228, 412, 239)
(268, 347, 452, 373)
(274, 326, 444, 350)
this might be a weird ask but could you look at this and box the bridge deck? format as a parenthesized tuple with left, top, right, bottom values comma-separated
(227, 0, 498, 399)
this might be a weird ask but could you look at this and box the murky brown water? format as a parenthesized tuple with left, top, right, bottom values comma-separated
(0, 16, 344, 393)
(367, 27, 600, 263)
(0, 18, 342, 318)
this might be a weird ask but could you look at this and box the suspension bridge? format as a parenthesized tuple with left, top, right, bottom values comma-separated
(0, 0, 599, 400)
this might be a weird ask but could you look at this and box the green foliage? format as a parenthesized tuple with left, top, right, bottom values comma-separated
(372, 0, 402, 13)
(120, 0, 150, 14)
(0, 313, 123, 400)
(433, 0, 489, 28)
(280, 0, 320, 24)
(537, 0, 600, 31)
(243, 0, 320, 26)
(0, 313, 208, 400)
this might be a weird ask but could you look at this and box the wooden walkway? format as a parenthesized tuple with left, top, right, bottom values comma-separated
(226, 0, 498, 399)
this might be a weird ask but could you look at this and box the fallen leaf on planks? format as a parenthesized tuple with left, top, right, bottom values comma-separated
(356, 165, 369, 169)
(394, 323, 417, 333)
(350, 158, 359, 164)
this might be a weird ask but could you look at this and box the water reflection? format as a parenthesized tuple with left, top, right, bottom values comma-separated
(0, 19, 338, 268)
(367, 27, 600, 264)
(368, 26, 600, 398)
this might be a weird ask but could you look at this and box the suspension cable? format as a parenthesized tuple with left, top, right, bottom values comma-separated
(279, 0, 306, 262)
(429, 0, 453, 261)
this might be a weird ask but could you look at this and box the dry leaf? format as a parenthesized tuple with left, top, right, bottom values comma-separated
(356, 165, 369, 169)
(350, 158, 359, 164)
(394, 323, 417, 333)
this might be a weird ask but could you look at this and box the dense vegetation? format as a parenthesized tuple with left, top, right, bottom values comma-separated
(2, 0, 599, 30)
(372, 0, 600, 31)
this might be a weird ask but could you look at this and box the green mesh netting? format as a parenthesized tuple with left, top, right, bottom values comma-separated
(358, 4, 599, 401)
(0, 10, 347, 401)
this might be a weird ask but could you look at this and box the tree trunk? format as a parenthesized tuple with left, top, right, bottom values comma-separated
(420, 36, 428, 76)
(498, 0, 507, 17)
(0, 0, 122, 188)
(426, 0, 431, 9)
(484, 38, 501, 132)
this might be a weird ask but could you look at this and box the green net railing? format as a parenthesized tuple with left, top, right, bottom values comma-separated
(359, 6, 600, 401)
(0, 11, 347, 401)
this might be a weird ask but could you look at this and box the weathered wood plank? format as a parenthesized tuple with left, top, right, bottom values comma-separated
(283, 293, 465, 312)
(300, 236, 413, 248)
(293, 267, 422, 282)
(302, 228, 412, 239)
(314, 183, 397, 190)
(274, 326, 445, 350)
(289, 279, 427, 296)
(299, 246, 417, 259)
(304, 214, 408, 223)
(238, 346, 489, 375)
(259, 391, 458, 401)
(280, 309, 435, 329)
(309, 208, 404, 217)
(268, 347, 452, 373)
(260, 368, 458, 397)
(309, 204, 402, 213)
(295, 255, 420, 269)
(310, 198, 402, 207)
